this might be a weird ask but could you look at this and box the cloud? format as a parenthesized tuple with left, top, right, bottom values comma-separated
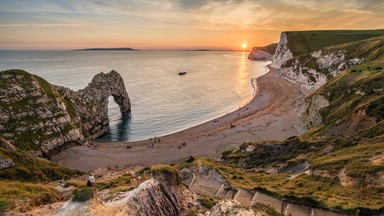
(1, 0, 382, 31)
(0, 24, 80, 27)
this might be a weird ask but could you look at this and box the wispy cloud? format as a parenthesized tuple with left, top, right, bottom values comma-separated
(0, 0, 383, 49)
(0, 24, 80, 27)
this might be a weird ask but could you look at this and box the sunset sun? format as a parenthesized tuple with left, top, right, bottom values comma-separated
(241, 43, 247, 49)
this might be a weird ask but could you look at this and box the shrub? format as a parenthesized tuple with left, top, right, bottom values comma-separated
(72, 187, 94, 202)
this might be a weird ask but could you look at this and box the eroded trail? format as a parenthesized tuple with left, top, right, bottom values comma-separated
(52, 69, 308, 172)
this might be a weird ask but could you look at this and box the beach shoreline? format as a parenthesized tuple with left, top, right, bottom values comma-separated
(51, 66, 310, 172)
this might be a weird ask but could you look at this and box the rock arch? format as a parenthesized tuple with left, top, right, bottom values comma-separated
(77, 70, 131, 139)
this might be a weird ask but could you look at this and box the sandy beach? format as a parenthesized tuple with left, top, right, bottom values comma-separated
(51, 67, 309, 172)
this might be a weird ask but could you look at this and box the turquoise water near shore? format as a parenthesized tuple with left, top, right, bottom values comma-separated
(0, 50, 269, 141)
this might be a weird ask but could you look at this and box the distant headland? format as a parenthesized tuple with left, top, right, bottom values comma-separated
(74, 47, 138, 51)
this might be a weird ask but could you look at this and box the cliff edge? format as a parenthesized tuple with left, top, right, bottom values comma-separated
(0, 69, 130, 157)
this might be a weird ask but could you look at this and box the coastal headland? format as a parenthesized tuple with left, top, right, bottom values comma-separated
(52, 67, 308, 172)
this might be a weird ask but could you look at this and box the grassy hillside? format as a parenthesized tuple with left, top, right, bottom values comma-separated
(0, 147, 81, 182)
(284, 29, 384, 56)
(209, 34, 384, 215)
(0, 146, 81, 213)
(256, 43, 278, 55)
(303, 36, 384, 138)
(209, 134, 384, 215)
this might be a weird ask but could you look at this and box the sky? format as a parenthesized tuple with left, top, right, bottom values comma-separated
(0, 0, 383, 50)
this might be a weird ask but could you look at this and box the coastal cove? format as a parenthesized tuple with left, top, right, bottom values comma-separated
(0, 50, 268, 142)
(52, 67, 308, 171)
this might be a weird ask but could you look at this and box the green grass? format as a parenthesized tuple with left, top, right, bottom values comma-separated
(0, 180, 62, 210)
(0, 147, 81, 182)
(195, 155, 383, 214)
(311, 136, 384, 179)
(0, 198, 7, 215)
(256, 43, 278, 55)
(284, 29, 384, 56)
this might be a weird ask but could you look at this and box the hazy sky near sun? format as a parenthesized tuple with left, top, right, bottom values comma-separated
(0, 0, 383, 50)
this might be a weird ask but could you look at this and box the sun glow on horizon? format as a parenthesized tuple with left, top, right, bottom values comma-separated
(241, 43, 247, 49)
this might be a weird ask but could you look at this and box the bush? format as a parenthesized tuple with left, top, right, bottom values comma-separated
(72, 187, 94, 202)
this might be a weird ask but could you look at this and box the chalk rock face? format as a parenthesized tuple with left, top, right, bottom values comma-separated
(248, 48, 272, 61)
(276, 49, 362, 89)
(0, 70, 130, 157)
(271, 32, 293, 68)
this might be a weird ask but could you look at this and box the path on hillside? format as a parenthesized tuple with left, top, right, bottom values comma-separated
(52, 69, 308, 172)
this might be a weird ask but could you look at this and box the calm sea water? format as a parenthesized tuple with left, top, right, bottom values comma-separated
(0, 50, 269, 141)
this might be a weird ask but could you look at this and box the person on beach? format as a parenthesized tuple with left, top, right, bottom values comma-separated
(87, 174, 95, 187)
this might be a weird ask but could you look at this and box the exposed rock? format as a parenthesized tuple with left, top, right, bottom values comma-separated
(271, 34, 384, 90)
(0, 155, 14, 169)
(36, 177, 194, 216)
(275, 49, 363, 89)
(0, 137, 16, 150)
(298, 94, 329, 132)
(248, 48, 272, 61)
(206, 200, 267, 216)
(0, 69, 131, 156)
(271, 32, 293, 68)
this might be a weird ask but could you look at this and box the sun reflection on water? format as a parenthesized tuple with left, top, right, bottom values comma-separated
(235, 52, 250, 107)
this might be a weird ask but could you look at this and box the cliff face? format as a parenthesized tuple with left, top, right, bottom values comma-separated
(266, 32, 384, 133)
(247, 48, 272, 61)
(0, 69, 130, 157)
(271, 32, 293, 68)
(271, 32, 384, 90)
(248, 43, 277, 61)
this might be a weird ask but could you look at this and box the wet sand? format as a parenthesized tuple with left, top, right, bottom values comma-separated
(51, 68, 309, 172)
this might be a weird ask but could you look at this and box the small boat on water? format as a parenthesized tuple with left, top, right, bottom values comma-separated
(178, 72, 187, 76)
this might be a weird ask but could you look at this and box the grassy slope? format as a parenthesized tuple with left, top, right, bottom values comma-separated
(0, 147, 81, 182)
(0, 146, 81, 213)
(304, 36, 384, 138)
(198, 35, 384, 214)
(256, 43, 278, 55)
(285, 29, 384, 56)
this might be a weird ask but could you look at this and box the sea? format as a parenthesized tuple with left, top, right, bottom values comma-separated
(0, 50, 269, 141)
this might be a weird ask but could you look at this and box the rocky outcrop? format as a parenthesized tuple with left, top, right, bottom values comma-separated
(56, 70, 131, 140)
(271, 32, 293, 68)
(54, 168, 193, 216)
(207, 200, 269, 216)
(248, 48, 272, 61)
(270, 33, 383, 90)
(276, 49, 362, 89)
(297, 94, 329, 132)
(0, 155, 14, 169)
(0, 69, 130, 157)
